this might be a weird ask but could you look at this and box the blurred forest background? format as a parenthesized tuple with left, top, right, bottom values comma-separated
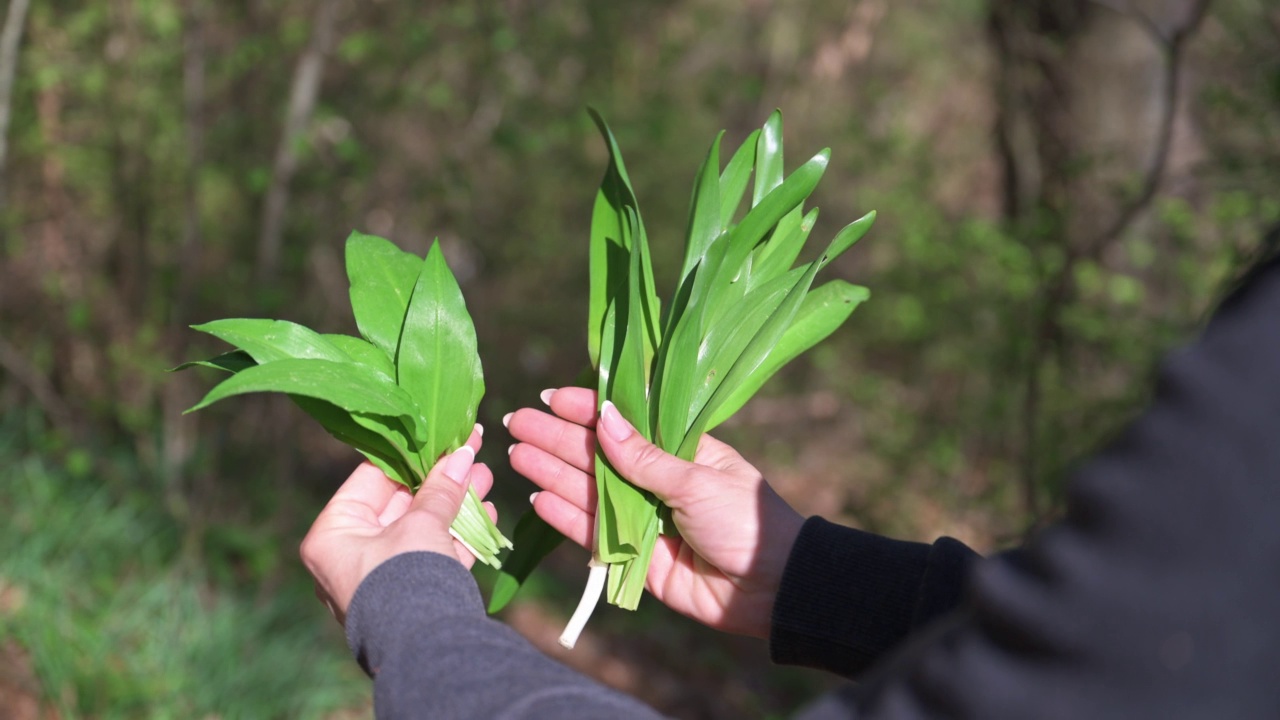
(1, 0, 1277, 717)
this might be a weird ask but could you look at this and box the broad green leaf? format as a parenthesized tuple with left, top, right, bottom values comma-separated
(396, 240, 485, 464)
(346, 231, 422, 361)
(752, 110, 784, 207)
(323, 334, 396, 378)
(290, 396, 417, 486)
(487, 510, 566, 614)
(186, 358, 427, 443)
(169, 350, 256, 374)
(191, 319, 351, 364)
(705, 280, 871, 430)
(718, 129, 759, 229)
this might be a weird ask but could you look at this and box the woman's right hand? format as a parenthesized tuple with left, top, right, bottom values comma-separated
(506, 387, 805, 639)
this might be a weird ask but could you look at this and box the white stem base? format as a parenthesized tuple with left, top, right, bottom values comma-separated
(559, 558, 608, 649)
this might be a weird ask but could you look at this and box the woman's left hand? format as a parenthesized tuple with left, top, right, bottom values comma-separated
(299, 426, 495, 625)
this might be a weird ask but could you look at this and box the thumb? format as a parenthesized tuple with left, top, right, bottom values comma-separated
(411, 445, 474, 524)
(596, 400, 701, 503)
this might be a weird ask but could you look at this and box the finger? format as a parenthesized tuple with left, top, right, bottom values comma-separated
(469, 462, 494, 499)
(506, 408, 596, 474)
(509, 441, 597, 512)
(531, 491, 594, 549)
(377, 484, 415, 526)
(542, 387, 599, 427)
(595, 400, 702, 503)
(410, 445, 474, 524)
(483, 500, 497, 524)
(466, 424, 484, 455)
(453, 539, 477, 570)
(328, 463, 402, 515)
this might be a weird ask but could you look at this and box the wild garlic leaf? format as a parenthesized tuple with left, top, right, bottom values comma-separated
(346, 231, 422, 362)
(678, 132, 724, 287)
(186, 358, 427, 443)
(717, 129, 759, 230)
(587, 108, 641, 369)
(169, 350, 256, 374)
(322, 334, 396, 379)
(677, 221, 856, 458)
(396, 240, 484, 464)
(752, 110, 785, 207)
(487, 510, 565, 614)
(290, 396, 418, 486)
(705, 280, 871, 430)
(191, 318, 351, 364)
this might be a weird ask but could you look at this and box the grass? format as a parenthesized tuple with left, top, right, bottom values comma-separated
(0, 415, 369, 719)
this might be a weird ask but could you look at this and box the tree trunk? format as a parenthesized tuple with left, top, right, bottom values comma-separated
(256, 0, 340, 283)
(986, 0, 1210, 524)
(0, 0, 33, 211)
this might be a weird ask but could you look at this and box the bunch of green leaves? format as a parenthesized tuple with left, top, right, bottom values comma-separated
(176, 233, 511, 568)
(490, 110, 873, 616)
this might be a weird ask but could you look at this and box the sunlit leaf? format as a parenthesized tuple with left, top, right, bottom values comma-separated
(396, 240, 485, 464)
(346, 231, 421, 361)
(191, 319, 350, 364)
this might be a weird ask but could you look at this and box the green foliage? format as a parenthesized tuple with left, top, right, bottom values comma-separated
(0, 425, 366, 718)
(179, 233, 511, 567)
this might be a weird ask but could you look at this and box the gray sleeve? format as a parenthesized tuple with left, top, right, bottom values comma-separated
(344, 551, 669, 720)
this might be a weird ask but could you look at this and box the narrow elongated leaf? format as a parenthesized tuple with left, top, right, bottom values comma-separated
(169, 351, 256, 374)
(487, 510, 566, 614)
(705, 280, 871, 430)
(396, 240, 485, 463)
(678, 132, 724, 286)
(677, 227, 849, 458)
(750, 207, 818, 290)
(683, 268, 807, 433)
(191, 319, 351, 364)
(718, 129, 759, 229)
(346, 231, 422, 361)
(752, 110, 784, 207)
(186, 358, 427, 443)
(586, 109, 642, 369)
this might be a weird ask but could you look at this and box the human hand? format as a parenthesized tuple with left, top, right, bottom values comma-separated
(299, 427, 495, 625)
(506, 389, 804, 639)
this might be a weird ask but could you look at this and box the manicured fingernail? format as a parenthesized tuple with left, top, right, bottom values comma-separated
(442, 446, 475, 485)
(529, 492, 539, 504)
(502, 412, 513, 428)
(599, 401, 633, 442)
(474, 422, 484, 437)
(507, 444, 515, 456)
(539, 388, 556, 406)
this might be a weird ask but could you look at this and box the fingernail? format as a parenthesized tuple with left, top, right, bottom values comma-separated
(599, 401, 633, 442)
(502, 412, 513, 428)
(442, 446, 475, 485)
(529, 492, 539, 504)
(539, 388, 556, 406)
(474, 423, 484, 437)
(507, 444, 515, 456)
